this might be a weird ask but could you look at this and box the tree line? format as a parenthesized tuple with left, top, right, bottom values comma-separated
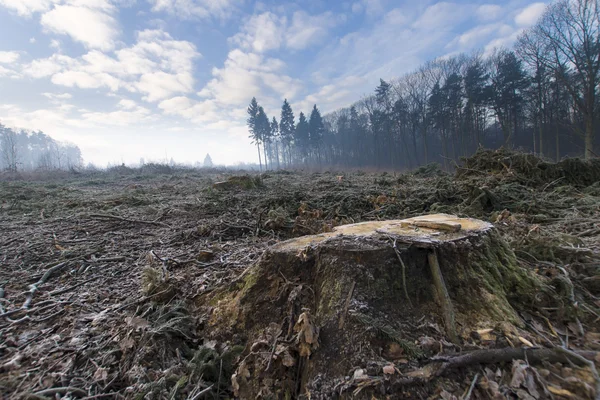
(0, 124, 82, 172)
(247, 0, 600, 170)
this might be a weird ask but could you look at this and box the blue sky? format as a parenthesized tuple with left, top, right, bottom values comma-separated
(0, 0, 548, 166)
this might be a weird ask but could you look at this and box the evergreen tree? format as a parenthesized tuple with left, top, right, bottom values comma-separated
(308, 105, 324, 163)
(246, 97, 262, 171)
(280, 99, 295, 166)
(295, 112, 309, 164)
(490, 50, 529, 146)
(203, 153, 213, 167)
(256, 106, 271, 170)
(464, 59, 491, 148)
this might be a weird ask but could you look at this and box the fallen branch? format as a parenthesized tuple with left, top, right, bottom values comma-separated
(187, 384, 214, 400)
(49, 276, 101, 296)
(33, 386, 87, 397)
(114, 287, 173, 312)
(0, 286, 5, 314)
(23, 261, 70, 309)
(89, 213, 170, 227)
(384, 347, 600, 392)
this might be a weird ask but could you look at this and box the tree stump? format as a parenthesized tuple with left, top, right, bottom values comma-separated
(208, 213, 540, 398)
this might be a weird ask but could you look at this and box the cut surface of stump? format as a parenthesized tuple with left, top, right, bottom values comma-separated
(208, 213, 540, 398)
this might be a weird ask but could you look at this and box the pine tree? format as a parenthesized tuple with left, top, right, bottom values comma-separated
(256, 106, 271, 170)
(247, 97, 262, 171)
(295, 112, 309, 165)
(203, 153, 213, 168)
(280, 99, 295, 166)
(490, 50, 529, 146)
(464, 59, 491, 148)
(308, 105, 324, 164)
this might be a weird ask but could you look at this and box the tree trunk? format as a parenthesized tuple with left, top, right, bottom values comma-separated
(256, 144, 262, 172)
(585, 114, 594, 160)
(207, 214, 541, 398)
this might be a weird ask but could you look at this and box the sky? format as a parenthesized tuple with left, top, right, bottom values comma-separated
(0, 0, 549, 166)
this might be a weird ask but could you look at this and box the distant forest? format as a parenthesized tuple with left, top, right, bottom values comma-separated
(0, 124, 82, 172)
(247, 0, 600, 171)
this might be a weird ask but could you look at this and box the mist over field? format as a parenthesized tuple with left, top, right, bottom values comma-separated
(2, 1, 600, 399)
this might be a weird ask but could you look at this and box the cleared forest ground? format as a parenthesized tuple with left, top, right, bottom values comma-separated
(1, 149, 600, 399)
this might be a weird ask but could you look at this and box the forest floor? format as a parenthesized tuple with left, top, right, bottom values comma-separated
(1, 149, 600, 399)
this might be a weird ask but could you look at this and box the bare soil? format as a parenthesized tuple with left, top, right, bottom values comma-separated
(1, 149, 599, 399)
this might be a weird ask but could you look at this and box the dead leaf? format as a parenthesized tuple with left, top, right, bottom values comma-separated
(119, 336, 135, 351)
(93, 367, 109, 381)
(476, 328, 496, 341)
(406, 364, 437, 379)
(518, 336, 534, 347)
(548, 385, 576, 398)
(125, 316, 149, 330)
(1, 353, 23, 371)
(439, 389, 458, 400)
(232, 361, 251, 397)
(353, 369, 368, 381)
(294, 311, 319, 357)
(510, 359, 528, 388)
(89, 309, 109, 326)
(275, 344, 296, 367)
(383, 342, 404, 360)
(382, 364, 395, 375)
(524, 371, 540, 399)
(197, 250, 214, 261)
(516, 389, 537, 400)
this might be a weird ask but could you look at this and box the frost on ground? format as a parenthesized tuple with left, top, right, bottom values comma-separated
(1, 149, 599, 399)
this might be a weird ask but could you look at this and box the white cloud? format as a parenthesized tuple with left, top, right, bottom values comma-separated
(412, 2, 469, 29)
(42, 92, 73, 100)
(24, 54, 78, 78)
(52, 70, 122, 90)
(198, 49, 301, 107)
(476, 4, 503, 21)
(231, 12, 285, 53)
(0, 0, 59, 16)
(0, 51, 20, 64)
(286, 11, 339, 50)
(22, 29, 199, 101)
(294, 75, 366, 114)
(351, 0, 385, 16)
(29, 37, 37, 44)
(159, 97, 221, 123)
(118, 99, 137, 109)
(0, 65, 20, 79)
(136, 71, 194, 102)
(149, 0, 239, 19)
(81, 106, 153, 126)
(231, 10, 341, 53)
(515, 3, 546, 27)
(40, 1, 119, 50)
(448, 23, 509, 50)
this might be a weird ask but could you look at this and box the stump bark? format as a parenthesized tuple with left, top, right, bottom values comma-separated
(207, 214, 540, 398)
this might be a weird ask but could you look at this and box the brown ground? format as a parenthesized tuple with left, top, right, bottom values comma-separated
(0, 149, 599, 399)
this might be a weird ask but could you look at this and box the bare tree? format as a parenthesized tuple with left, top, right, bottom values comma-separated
(531, 0, 600, 159)
(0, 125, 19, 172)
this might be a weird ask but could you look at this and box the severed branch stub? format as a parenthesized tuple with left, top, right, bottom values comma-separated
(208, 213, 542, 398)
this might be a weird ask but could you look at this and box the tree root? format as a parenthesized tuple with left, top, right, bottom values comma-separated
(427, 250, 458, 344)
